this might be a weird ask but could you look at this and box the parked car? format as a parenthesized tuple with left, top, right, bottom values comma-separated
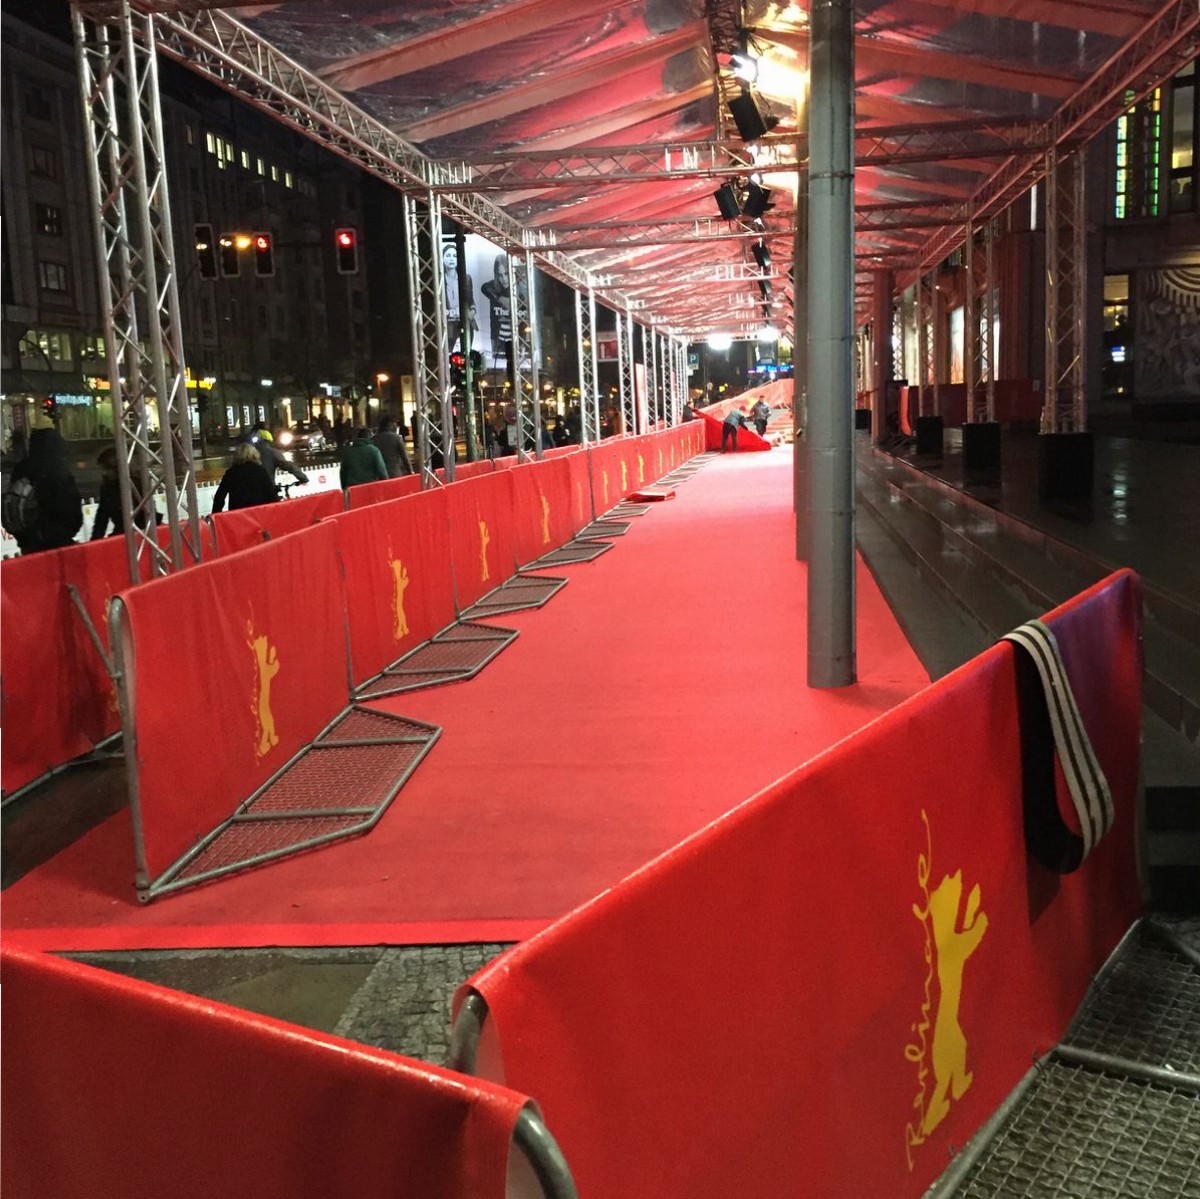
(277, 422, 327, 455)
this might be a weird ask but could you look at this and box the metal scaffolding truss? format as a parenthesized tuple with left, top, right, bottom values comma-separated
(402, 192, 454, 485)
(617, 310, 635, 437)
(73, 1, 200, 583)
(915, 0, 1200, 271)
(147, 6, 635, 313)
(433, 121, 1053, 193)
(575, 288, 600, 446)
(1043, 148, 1087, 435)
(916, 272, 934, 415)
(645, 329, 659, 429)
(527, 215, 793, 252)
(513, 249, 542, 461)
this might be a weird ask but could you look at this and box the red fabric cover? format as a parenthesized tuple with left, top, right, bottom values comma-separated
(490, 453, 518, 469)
(508, 458, 576, 567)
(347, 472, 423, 510)
(462, 570, 1143, 1199)
(330, 489, 456, 686)
(694, 407, 770, 452)
(0, 947, 524, 1199)
(444, 471, 518, 611)
(210, 490, 344, 554)
(540, 445, 579, 459)
(119, 522, 348, 879)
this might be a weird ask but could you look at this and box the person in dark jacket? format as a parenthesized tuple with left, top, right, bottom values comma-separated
(91, 445, 155, 539)
(340, 427, 388, 489)
(7, 425, 83, 554)
(372, 415, 413, 477)
(252, 427, 308, 489)
(750, 398, 771, 436)
(211, 443, 278, 512)
(721, 407, 747, 452)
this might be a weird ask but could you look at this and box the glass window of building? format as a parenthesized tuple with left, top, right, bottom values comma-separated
(37, 262, 69, 293)
(270, 164, 279, 182)
(29, 145, 57, 178)
(20, 330, 73, 364)
(1115, 88, 1162, 219)
(1168, 61, 1196, 213)
(25, 87, 53, 122)
(241, 149, 250, 170)
(35, 204, 63, 236)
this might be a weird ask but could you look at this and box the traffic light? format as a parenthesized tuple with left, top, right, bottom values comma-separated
(334, 227, 358, 274)
(218, 233, 239, 278)
(449, 350, 465, 390)
(194, 224, 217, 279)
(253, 232, 274, 277)
(42, 396, 58, 423)
(469, 349, 483, 372)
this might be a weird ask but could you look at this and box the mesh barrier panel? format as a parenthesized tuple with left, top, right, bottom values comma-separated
(464, 576, 566, 617)
(578, 521, 631, 539)
(244, 744, 425, 813)
(957, 1063, 1200, 1198)
(173, 814, 368, 881)
(1063, 927, 1200, 1074)
(528, 541, 613, 567)
(322, 708, 435, 742)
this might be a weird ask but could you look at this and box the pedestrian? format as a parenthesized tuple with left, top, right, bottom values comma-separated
(1, 422, 83, 554)
(90, 446, 155, 539)
(750, 398, 771, 437)
(211, 442, 278, 512)
(721, 407, 747, 452)
(340, 426, 388, 489)
(252, 426, 309, 491)
(373, 415, 413, 477)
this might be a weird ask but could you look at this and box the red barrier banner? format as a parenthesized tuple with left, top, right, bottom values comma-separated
(588, 439, 640, 514)
(210, 490, 344, 555)
(330, 489, 456, 686)
(444, 471, 518, 611)
(347, 473, 423, 510)
(564, 450, 594, 532)
(1, 551, 87, 793)
(540, 445, 579, 459)
(491, 453, 518, 470)
(508, 458, 576, 567)
(119, 522, 348, 880)
(1, 947, 525, 1199)
(462, 572, 1142, 1199)
(440, 460, 495, 483)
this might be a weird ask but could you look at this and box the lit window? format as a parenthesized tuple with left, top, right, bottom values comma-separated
(35, 204, 63, 236)
(241, 150, 250, 169)
(284, 171, 293, 188)
(206, 131, 216, 154)
(271, 164, 279, 182)
(38, 262, 69, 293)
(1115, 88, 1162, 219)
(257, 157, 265, 176)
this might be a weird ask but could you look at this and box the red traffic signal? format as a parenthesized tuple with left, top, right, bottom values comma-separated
(449, 351, 465, 369)
(334, 227, 358, 274)
(253, 231, 274, 277)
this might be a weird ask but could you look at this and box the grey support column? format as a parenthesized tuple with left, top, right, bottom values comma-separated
(963, 217, 1001, 472)
(914, 271, 943, 455)
(806, 0, 856, 688)
(74, 1, 200, 582)
(794, 138, 810, 555)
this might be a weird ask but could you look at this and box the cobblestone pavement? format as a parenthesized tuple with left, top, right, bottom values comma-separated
(73, 943, 511, 1066)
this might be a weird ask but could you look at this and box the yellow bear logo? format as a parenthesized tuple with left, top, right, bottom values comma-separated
(540, 494, 551, 544)
(905, 811, 988, 1167)
(637, 453, 645, 484)
(621, 460, 628, 491)
(391, 558, 410, 641)
(602, 469, 609, 506)
(479, 518, 491, 582)
(247, 622, 280, 759)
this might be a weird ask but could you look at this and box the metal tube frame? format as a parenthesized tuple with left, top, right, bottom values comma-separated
(964, 220, 979, 422)
(615, 309, 632, 436)
(512, 250, 539, 460)
(981, 218, 996, 421)
(73, 0, 200, 585)
(403, 191, 454, 485)
(916, 272, 932, 417)
(575, 289, 596, 445)
(1043, 147, 1087, 434)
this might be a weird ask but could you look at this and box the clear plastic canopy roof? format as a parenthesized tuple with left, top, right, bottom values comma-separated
(146, 0, 1193, 337)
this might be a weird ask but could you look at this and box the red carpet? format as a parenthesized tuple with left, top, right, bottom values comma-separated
(3, 450, 928, 950)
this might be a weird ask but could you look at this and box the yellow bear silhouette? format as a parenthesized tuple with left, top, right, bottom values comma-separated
(918, 871, 988, 1135)
(248, 630, 280, 758)
(540, 494, 551, 544)
(479, 519, 491, 581)
(391, 559, 410, 640)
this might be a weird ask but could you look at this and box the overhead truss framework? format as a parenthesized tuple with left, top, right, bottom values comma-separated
(111, 0, 1197, 343)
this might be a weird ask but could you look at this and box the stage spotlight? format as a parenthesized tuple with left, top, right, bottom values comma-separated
(758, 278, 772, 300)
(727, 89, 778, 142)
(742, 183, 773, 219)
(751, 241, 771, 271)
(713, 182, 740, 220)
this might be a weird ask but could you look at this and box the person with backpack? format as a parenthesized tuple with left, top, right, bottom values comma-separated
(2, 424, 83, 554)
